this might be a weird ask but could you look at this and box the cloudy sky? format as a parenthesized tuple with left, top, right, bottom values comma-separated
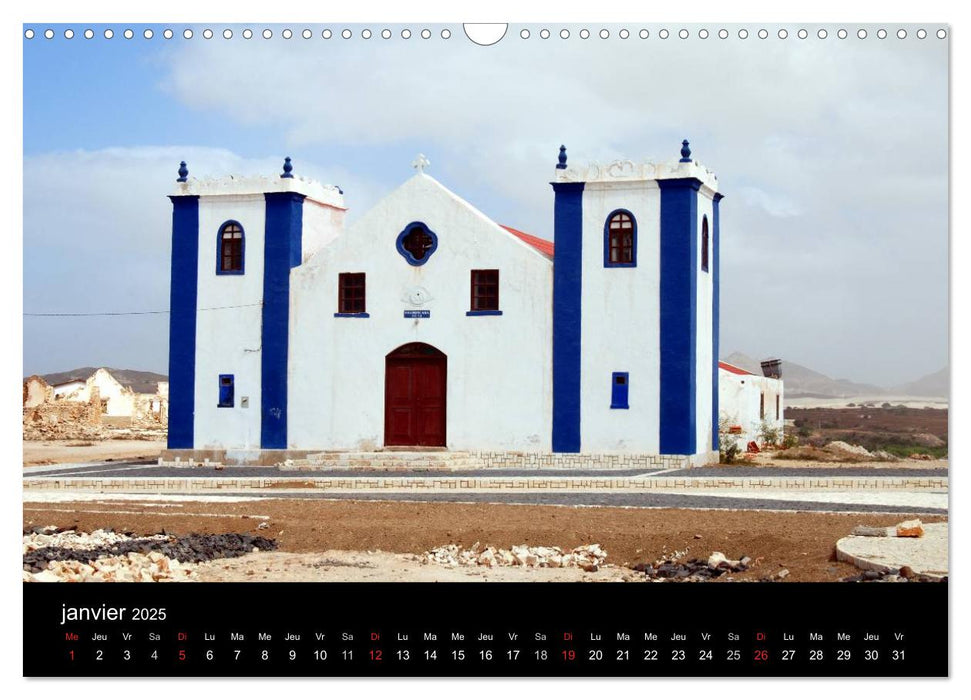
(23, 23, 948, 386)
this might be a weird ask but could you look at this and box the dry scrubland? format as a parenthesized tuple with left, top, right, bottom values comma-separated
(783, 406, 948, 460)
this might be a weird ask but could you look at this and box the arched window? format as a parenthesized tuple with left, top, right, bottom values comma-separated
(218, 221, 244, 274)
(604, 210, 636, 267)
(701, 215, 709, 273)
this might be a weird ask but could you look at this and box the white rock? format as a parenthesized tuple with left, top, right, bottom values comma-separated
(30, 570, 61, 583)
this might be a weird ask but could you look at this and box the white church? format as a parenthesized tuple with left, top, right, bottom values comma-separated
(163, 143, 725, 468)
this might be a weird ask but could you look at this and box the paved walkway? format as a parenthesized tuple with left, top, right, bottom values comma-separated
(22, 488, 947, 515)
(836, 522, 948, 578)
(22, 460, 948, 515)
(22, 460, 948, 480)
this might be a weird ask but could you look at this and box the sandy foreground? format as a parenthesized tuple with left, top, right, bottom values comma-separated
(193, 550, 633, 582)
(22, 497, 947, 582)
(23, 439, 165, 466)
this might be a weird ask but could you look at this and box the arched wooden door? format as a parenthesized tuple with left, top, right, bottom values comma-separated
(384, 343, 447, 447)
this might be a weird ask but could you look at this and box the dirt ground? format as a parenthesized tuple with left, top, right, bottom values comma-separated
(23, 439, 165, 466)
(21, 498, 947, 582)
(732, 453, 948, 470)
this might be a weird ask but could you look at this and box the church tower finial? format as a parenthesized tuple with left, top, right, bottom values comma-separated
(177, 161, 188, 182)
(556, 145, 568, 169)
(679, 140, 692, 163)
(281, 156, 294, 178)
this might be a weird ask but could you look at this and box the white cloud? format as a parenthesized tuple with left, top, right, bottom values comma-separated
(22, 30, 949, 386)
(22, 146, 386, 375)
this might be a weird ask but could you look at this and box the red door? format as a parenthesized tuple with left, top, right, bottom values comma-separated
(385, 343, 446, 447)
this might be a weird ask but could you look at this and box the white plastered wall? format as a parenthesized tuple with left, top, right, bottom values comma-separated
(718, 370, 785, 447)
(192, 195, 265, 449)
(578, 181, 661, 453)
(288, 174, 553, 451)
(695, 191, 716, 455)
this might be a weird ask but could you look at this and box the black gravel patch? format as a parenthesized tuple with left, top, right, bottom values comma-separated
(23, 532, 278, 573)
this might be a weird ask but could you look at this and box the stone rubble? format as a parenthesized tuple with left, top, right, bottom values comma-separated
(23, 526, 278, 583)
(895, 519, 924, 538)
(418, 543, 608, 571)
(840, 565, 946, 584)
(631, 550, 754, 582)
(825, 441, 873, 458)
(850, 519, 924, 539)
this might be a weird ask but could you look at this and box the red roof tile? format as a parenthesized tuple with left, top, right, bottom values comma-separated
(719, 361, 754, 376)
(501, 225, 554, 258)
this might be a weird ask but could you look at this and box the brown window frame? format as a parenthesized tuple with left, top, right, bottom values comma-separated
(470, 269, 500, 312)
(402, 227, 434, 261)
(219, 222, 244, 274)
(338, 272, 367, 314)
(606, 211, 636, 266)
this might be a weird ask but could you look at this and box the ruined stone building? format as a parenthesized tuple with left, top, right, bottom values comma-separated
(23, 368, 169, 434)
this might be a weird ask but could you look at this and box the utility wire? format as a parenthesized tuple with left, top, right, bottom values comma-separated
(24, 302, 263, 317)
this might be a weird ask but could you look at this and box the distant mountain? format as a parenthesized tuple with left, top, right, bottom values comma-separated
(722, 352, 886, 399)
(891, 366, 949, 398)
(35, 367, 167, 395)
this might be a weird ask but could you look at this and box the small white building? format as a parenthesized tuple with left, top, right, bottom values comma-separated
(164, 144, 724, 467)
(718, 361, 784, 449)
(51, 379, 86, 400)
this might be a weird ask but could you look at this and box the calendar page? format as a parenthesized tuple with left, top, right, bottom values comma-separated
(20, 11, 950, 682)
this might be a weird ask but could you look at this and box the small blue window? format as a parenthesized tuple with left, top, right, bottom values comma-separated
(218, 374, 235, 407)
(610, 372, 629, 409)
(396, 222, 439, 266)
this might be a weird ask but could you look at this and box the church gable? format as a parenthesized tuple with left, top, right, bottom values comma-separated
(298, 173, 552, 275)
(286, 170, 555, 453)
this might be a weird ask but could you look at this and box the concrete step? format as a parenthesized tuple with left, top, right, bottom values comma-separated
(280, 450, 482, 471)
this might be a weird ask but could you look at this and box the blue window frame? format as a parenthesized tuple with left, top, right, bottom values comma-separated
(396, 221, 439, 266)
(218, 374, 235, 407)
(216, 220, 245, 275)
(701, 215, 710, 273)
(610, 372, 629, 409)
(604, 209, 637, 267)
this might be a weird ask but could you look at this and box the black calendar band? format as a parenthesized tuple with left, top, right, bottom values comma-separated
(24, 582, 947, 677)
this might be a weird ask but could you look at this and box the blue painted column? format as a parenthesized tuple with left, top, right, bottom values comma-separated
(261, 192, 305, 449)
(711, 192, 723, 450)
(658, 178, 701, 455)
(551, 181, 584, 453)
(167, 195, 200, 449)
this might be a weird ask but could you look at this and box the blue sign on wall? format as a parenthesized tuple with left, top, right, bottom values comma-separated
(404, 309, 430, 318)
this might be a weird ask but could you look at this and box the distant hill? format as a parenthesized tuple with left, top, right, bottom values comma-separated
(722, 352, 887, 399)
(35, 367, 167, 395)
(891, 366, 949, 398)
(723, 352, 948, 399)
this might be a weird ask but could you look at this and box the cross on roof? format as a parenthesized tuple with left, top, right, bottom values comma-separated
(412, 153, 430, 173)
